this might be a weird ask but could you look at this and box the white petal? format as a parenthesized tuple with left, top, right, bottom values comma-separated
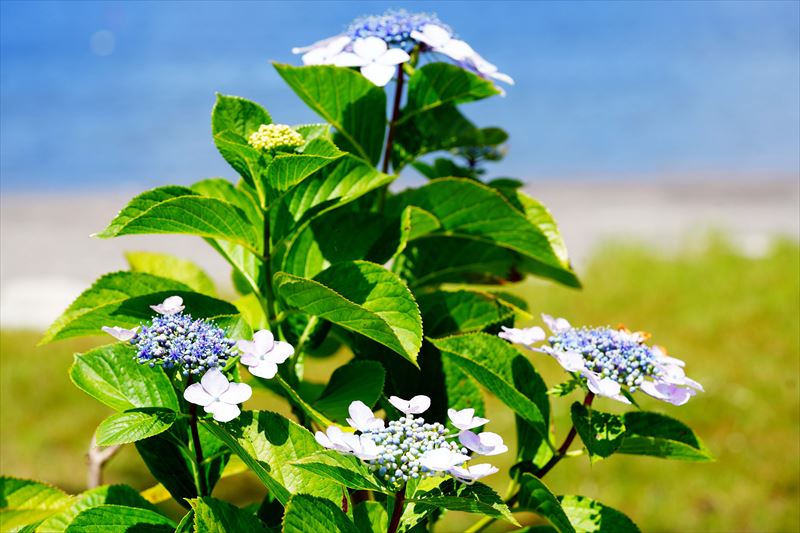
(450, 463, 499, 483)
(407, 395, 431, 414)
(347, 401, 384, 432)
(448, 408, 489, 431)
(247, 361, 279, 380)
(302, 47, 332, 65)
(458, 430, 483, 452)
(498, 326, 545, 347)
(239, 353, 260, 367)
(418, 24, 451, 48)
(253, 330, 275, 354)
(555, 351, 585, 373)
(360, 63, 396, 87)
(355, 436, 380, 461)
(377, 48, 410, 66)
(200, 368, 230, 397)
(489, 70, 514, 85)
(292, 34, 348, 54)
(332, 52, 368, 68)
(219, 382, 252, 404)
(439, 39, 475, 62)
(237, 339, 257, 356)
(315, 431, 334, 449)
(265, 341, 295, 364)
(388, 396, 411, 414)
(542, 314, 571, 334)
(419, 449, 470, 471)
(353, 36, 387, 60)
(643, 381, 695, 406)
(151, 295, 184, 315)
(206, 401, 241, 423)
(184, 383, 214, 407)
(102, 326, 138, 342)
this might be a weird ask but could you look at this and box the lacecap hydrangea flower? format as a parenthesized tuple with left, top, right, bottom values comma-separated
(248, 124, 305, 151)
(315, 395, 504, 488)
(499, 314, 703, 406)
(292, 9, 512, 88)
(103, 296, 237, 376)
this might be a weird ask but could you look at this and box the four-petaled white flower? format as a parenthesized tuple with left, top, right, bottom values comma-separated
(419, 448, 471, 472)
(237, 329, 294, 379)
(388, 394, 431, 415)
(447, 407, 489, 431)
(293, 35, 351, 66)
(150, 295, 185, 315)
(315, 426, 380, 461)
(458, 431, 509, 456)
(101, 325, 139, 342)
(332, 37, 410, 86)
(410, 24, 475, 62)
(449, 463, 499, 484)
(498, 326, 545, 348)
(183, 368, 252, 423)
(347, 400, 385, 432)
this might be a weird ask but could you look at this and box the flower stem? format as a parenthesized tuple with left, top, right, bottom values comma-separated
(262, 211, 276, 322)
(377, 63, 405, 212)
(387, 486, 406, 533)
(186, 375, 208, 497)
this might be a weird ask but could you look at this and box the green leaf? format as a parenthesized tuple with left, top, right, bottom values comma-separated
(617, 411, 713, 461)
(265, 138, 344, 192)
(431, 333, 549, 442)
(70, 344, 179, 411)
(291, 451, 385, 493)
(212, 94, 272, 138)
(312, 360, 385, 422)
(559, 495, 641, 533)
(517, 474, 575, 533)
(65, 505, 175, 532)
(188, 496, 271, 532)
(95, 408, 177, 446)
(0, 477, 72, 531)
(212, 131, 265, 189)
(394, 178, 577, 287)
(353, 501, 387, 533)
(274, 64, 387, 165)
(94, 186, 261, 253)
(270, 155, 394, 247)
(283, 494, 358, 533)
(201, 411, 341, 506)
(401, 63, 499, 123)
(414, 479, 517, 525)
(417, 290, 516, 337)
(125, 251, 216, 296)
(275, 261, 422, 365)
(38, 485, 158, 532)
(570, 404, 626, 462)
(42, 271, 239, 344)
(514, 353, 553, 465)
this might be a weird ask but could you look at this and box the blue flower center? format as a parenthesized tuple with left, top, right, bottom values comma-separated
(345, 9, 450, 49)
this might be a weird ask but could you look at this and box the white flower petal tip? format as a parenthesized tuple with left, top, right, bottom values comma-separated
(102, 325, 139, 342)
(542, 314, 571, 334)
(330, 37, 410, 87)
(582, 372, 631, 405)
(449, 463, 499, 484)
(150, 295, 184, 315)
(447, 408, 490, 431)
(347, 400, 385, 432)
(419, 448, 471, 472)
(315, 426, 378, 460)
(554, 350, 585, 373)
(640, 381, 697, 406)
(389, 395, 431, 415)
(458, 431, 508, 456)
(294, 35, 351, 65)
(184, 368, 250, 423)
(498, 326, 545, 347)
(238, 329, 294, 380)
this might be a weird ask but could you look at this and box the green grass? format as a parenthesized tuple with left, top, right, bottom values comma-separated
(2, 236, 798, 532)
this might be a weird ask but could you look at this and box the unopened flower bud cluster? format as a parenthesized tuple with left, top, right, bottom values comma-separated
(248, 124, 305, 151)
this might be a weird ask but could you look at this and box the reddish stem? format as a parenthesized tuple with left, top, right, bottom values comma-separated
(387, 486, 406, 533)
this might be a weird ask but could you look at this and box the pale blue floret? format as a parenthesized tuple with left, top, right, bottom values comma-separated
(548, 327, 660, 392)
(346, 9, 450, 49)
(131, 312, 236, 376)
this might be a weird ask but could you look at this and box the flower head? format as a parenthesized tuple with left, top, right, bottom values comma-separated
(237, 329, 294, 379)
(499, 314, 703, 405)
(184, 368, 252, 422)
(346, 9, 448, 48)
(316, 397, 504, 489)
(106, 296, 237, 376)
(248, 124, 305, 151)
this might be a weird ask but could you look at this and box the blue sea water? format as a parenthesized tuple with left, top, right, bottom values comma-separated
(1, 0, 798, 192)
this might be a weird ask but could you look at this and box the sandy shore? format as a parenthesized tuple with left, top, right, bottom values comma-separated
(2, 180, 797, 328)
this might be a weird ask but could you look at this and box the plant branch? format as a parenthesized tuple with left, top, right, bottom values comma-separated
(387, 486, 406, 533)
(187, 375, 208, 497)
(86, 434, 121, 489)
(377, 63, 405, 212)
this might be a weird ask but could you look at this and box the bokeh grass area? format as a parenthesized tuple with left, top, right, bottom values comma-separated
(1, 236, 798, 532)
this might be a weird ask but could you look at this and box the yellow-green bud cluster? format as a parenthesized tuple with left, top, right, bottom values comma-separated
(248, 124, 304, 151)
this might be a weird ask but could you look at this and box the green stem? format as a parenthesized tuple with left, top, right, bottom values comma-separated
(186, 376, 208, 497)
(377, 63, 405, 212)
(262, 213, 276, 322)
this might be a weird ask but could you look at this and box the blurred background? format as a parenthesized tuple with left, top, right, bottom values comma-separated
(1, 1, 798, 531)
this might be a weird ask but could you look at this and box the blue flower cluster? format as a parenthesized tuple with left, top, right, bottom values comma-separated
(131, 312, 236, 376)
(548, 327, 660, 391)
(363, 416, 466, 486)
(346, 9, 449, 48)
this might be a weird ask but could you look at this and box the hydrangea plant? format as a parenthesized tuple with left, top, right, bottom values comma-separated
(2, 8, 711, 533)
